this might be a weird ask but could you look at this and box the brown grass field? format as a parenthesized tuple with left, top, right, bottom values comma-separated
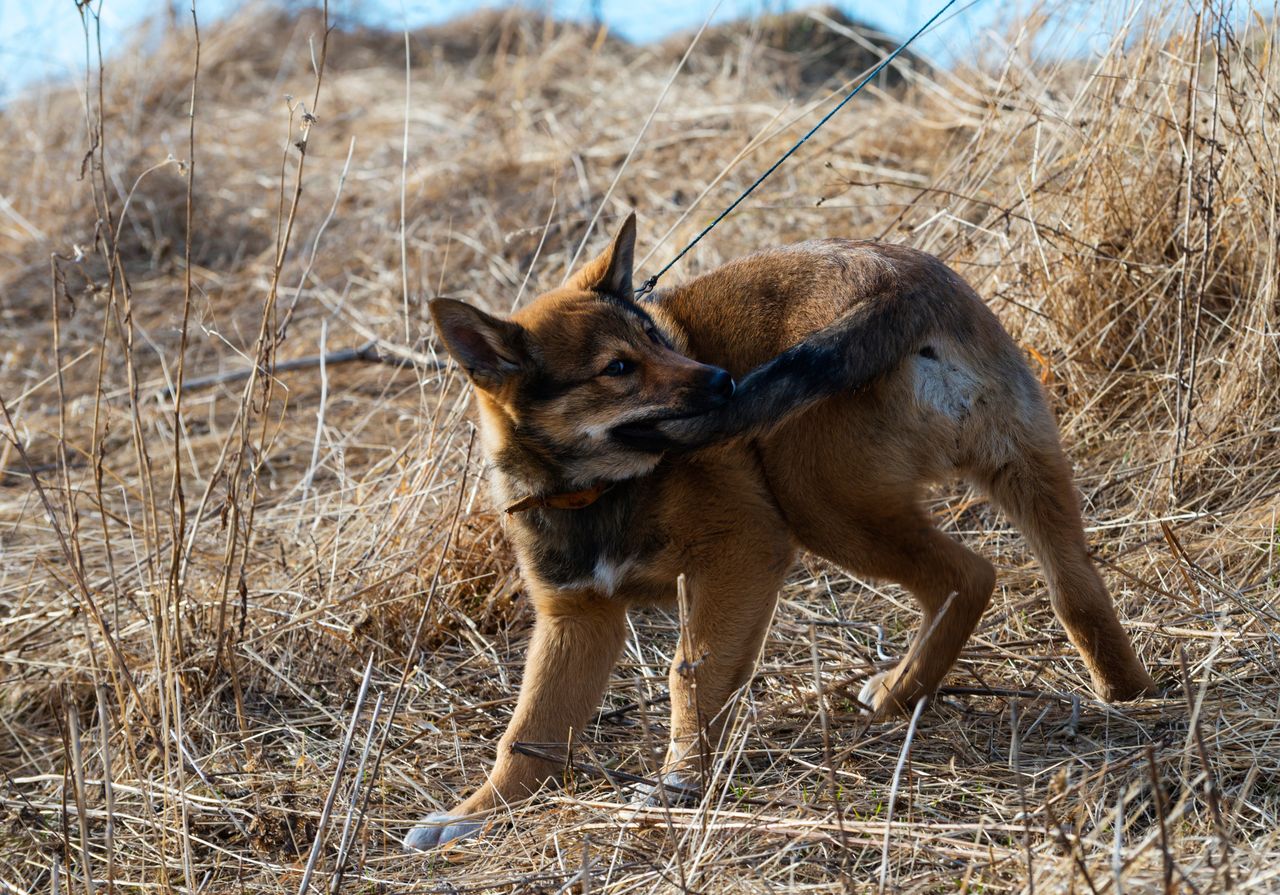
(1, 1, 1278, 892)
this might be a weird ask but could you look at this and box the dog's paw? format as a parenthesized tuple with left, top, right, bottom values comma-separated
(642, 772, 702, 808)
(1094, 669, 1161, 703)
(858, 670, 893, 716)
(403, 813, 485, 852)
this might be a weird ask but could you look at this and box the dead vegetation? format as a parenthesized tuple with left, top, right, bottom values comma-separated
(1, 1, 1277, 892)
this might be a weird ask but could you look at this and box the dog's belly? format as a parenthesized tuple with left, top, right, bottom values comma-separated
(757, 373, 955, 524)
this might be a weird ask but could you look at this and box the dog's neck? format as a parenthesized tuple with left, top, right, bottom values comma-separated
(480, 416, 659, 592)
(474, 403, 631, 516)
(489, 429, 659, 520)
(487, 421, 597, 498)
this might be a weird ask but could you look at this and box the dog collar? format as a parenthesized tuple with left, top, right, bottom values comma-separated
(505, 483, 609, 515)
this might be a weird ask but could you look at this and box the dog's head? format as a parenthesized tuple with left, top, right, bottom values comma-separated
(430, 213, 734, 485)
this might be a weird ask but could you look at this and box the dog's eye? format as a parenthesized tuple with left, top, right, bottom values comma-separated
(601, 358, 636, 377)
(645, 326, 662, 345)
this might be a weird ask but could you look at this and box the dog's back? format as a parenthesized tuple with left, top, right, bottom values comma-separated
(651, 239, 1035, 473)
(651, 238, 1155, 711)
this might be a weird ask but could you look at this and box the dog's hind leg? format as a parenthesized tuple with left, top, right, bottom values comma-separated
(807, 507, 997, 718)
(404, 591, 627, 851)
(973, 439, 1158, 702)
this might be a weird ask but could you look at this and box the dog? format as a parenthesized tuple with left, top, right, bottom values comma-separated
(404, 213, 1157, 850)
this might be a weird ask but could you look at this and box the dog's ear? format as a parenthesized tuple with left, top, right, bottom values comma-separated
(430, 298, 527, 390)
(568, 211, 636, 297)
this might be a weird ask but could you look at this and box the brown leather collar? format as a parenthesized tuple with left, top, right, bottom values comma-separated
(505, 483, 609, 515)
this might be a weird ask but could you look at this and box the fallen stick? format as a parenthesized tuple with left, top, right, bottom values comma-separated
(162, 338, 444, 398)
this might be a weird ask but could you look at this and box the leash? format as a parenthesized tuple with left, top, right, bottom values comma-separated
(633, 0, 960, 298)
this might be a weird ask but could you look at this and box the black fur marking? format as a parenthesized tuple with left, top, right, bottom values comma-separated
(651, 284, 934, 450)
(601, 293, 666, 338)
(745, 340, 840, 395)
(609, 423, 682, 453)
(516, 479, 666, 589)
(919, 345, 938, 359)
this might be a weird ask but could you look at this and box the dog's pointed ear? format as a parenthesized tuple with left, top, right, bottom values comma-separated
(430, 298, 527, 390)
(568, 212, 636, 297)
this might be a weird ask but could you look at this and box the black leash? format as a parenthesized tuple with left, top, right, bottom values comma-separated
(633, 0, 961, 298)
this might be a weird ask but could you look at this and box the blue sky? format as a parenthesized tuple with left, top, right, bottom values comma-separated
(0, 1, 1215, 101)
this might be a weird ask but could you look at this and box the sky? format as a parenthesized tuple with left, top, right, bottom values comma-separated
(0, 0, 1135, 101)
(4, 1, 1253, 103)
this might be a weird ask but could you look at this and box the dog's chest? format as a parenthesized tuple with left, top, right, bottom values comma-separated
(512, 486, 666, 596)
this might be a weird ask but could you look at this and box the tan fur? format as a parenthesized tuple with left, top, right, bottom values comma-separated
(404, 216, 1157, 851)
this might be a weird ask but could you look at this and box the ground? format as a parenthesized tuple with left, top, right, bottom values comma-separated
(1, 3, 1277, 893)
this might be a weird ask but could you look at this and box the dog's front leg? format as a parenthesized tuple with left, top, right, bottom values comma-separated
(656, 573, 784, 804)
(404, 591, 628, 851)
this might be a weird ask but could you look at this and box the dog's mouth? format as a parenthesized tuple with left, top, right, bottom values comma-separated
(609, 421, 679, 453)
(609, 409, 709, 453)
(607, 376, 737, 453)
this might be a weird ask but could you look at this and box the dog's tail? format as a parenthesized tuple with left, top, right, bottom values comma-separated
(655, 288, 932, 450)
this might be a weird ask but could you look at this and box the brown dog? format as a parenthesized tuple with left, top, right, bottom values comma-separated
(404, 214, 1156, 850)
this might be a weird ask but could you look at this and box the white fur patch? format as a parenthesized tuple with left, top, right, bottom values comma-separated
(858, 671, 890, 714)
(593, 557, 632, 595)
(558, 557, 632, 595)
(403, 813, 484, 851)
(644, 770, 700, 806)
(913, 352, 978, 422)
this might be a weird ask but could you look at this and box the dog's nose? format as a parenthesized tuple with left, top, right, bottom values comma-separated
(707, 368, 735, 400)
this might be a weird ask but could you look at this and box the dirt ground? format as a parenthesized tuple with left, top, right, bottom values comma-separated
(1, 3, 1277, 892)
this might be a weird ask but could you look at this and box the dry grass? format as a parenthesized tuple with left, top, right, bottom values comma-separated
(1, 1, 1278, 892)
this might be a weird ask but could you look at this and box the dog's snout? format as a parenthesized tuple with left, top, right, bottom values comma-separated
(707, 367, 735, 402)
